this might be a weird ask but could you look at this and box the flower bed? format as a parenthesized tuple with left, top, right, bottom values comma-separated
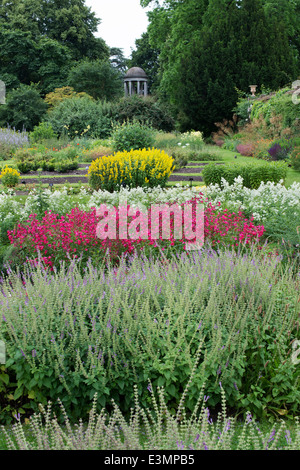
(0, 249, 299, 424)
(7, 199, 265, 271)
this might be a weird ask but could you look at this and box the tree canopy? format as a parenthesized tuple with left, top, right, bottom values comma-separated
(140, 0, 300, 134)
(0, 0, 110, 95)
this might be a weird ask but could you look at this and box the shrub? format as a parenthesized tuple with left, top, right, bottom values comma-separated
(16, 161, 40, 173)
(111, 120, 155, 153)
(188, 151, 223, 162)
(44, 86, 93, 110)
(79, 145, 113, 163)
(233, 96, 253, 126)
(0, 127, 29, 160)
(39, 159, 56, 172)
(290, 146, 300, 171)
(252, 139, 275, 160)
(0, 85, 48, 132)
(202, 161, 288, 189)
(166, 148, 188, 169)
(29, 122, 57, 143)
(54, 159, 78, 173)
(267, 138, 293, 161)
(14, 145, 79, 173)
(236, 143, 254, 156)
(88, 148, 174, 191)
(113, 95, 175, 132)
(46, 97, 113, 139)
(14, 148, 43, 173)
(222, 137, 240, 152)
(0, 166, 20, 187)
(250, 89, 299, 130)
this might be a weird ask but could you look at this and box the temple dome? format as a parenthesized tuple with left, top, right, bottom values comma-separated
(124, 67, 148, 79)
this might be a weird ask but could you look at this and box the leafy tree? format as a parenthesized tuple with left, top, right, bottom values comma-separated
(0, 0, 109, 60)
(0, 84, 48, 131)
(141, 0, 298, 134)
(129, 32, 160, 93)
(110, 48, 129, 74)
(262, 0, 300, 61)
(67, 60, 123, 100)
(0, 25, 72, 94)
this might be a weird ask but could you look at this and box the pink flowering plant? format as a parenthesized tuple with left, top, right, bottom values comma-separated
(7, 198, 265, 270)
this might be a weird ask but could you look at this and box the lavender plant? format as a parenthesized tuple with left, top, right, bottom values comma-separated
(1, 385, 299, 450)
(0, 127, 29, 161)
(0, 249, 299, 424)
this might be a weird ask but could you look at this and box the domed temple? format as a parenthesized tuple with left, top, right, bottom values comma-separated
(124, 67, 149, 97)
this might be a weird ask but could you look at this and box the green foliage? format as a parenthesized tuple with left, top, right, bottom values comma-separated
(167, 149, 189, 169)
(190, 152, 223, 162)
(250, 90, 300, 130)
(14, 145, 79, 173)
(0, 250, 299, 423)
(111, 120, 155, 152)
(44, 86, 93, 111)
(29, 122, 57, 143)
(113, 95, 175, 132)
(53, 159, 78, 173)
(109, 47, 129, 75)
(262, 205, 300, 265)
(0, 85, 48, 132)
(16, 161, 39, 174)
(0, 0, 109, 62)
(0, 143, 15, 162)
(45, 97, 113, 139)
(0, 25, 72, 95)
(234, 96, 253, 126)
(290, 146, 300, 171)
(67, 60, 123, 101)
(145, 0, 298, 134)
(202, 161, 288, 189)
(128, 31, 160, 93)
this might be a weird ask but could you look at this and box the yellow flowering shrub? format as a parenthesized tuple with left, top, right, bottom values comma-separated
(0, 166, 20, 187)
(88, 148, 174, 191)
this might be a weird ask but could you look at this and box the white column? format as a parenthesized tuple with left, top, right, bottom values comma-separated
(137, 80, 140, 95)
(144, 81, 148, 96)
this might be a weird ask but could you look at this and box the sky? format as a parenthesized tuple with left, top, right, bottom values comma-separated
(85, 0, 151, 59)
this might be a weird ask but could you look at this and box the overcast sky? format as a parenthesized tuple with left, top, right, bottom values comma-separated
(85, 0, 151, 59)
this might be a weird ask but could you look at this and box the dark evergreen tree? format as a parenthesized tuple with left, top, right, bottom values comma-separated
(144, 0, 298, 134)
